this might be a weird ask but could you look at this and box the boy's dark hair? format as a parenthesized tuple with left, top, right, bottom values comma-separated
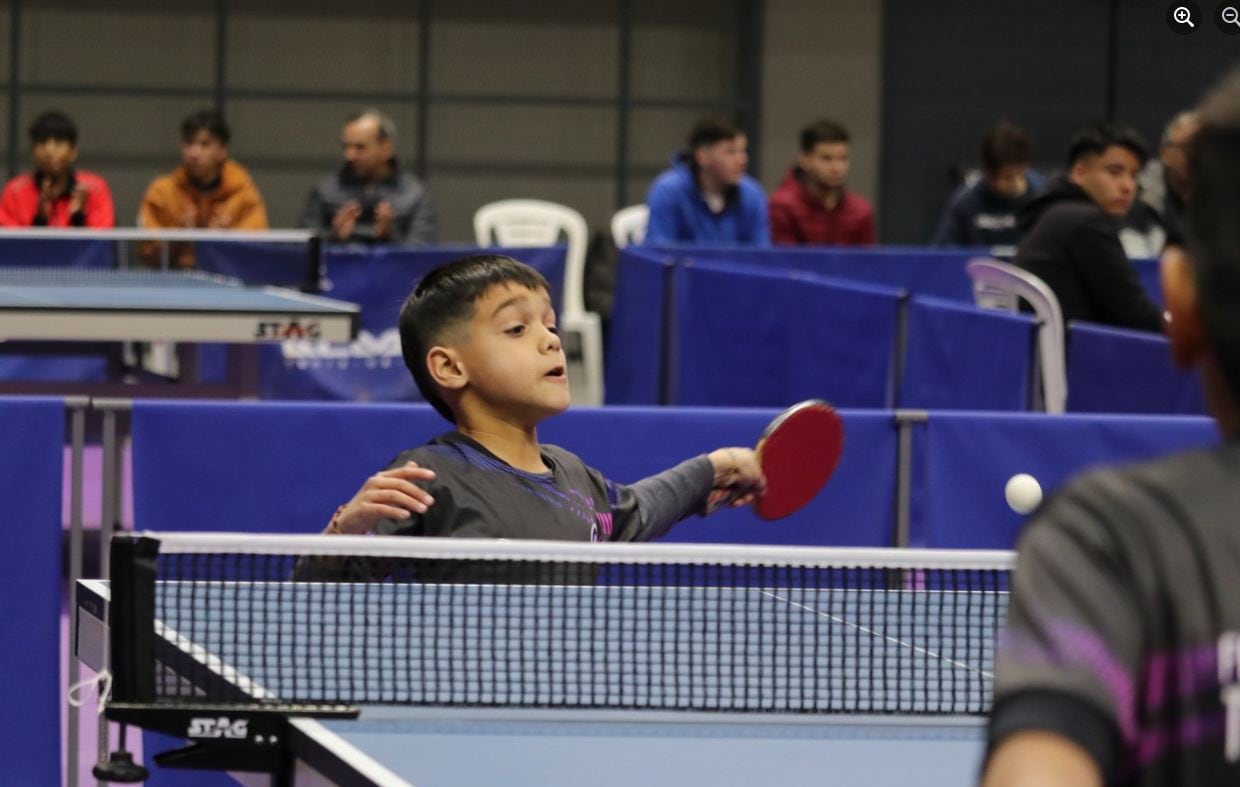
(29, 111, 77, 146)
(1186, 69, 1240, 401)
(688, 115, 742, 150)
(1066, 121, 1148, 167)
(399, 254, 551, 422)
(799, 119, 850, 153)
(980, 120, 1033, 174)
(181, 109, 230, 145)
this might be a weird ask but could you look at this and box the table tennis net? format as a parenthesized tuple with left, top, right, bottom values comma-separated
(107, 533, 1013, 716)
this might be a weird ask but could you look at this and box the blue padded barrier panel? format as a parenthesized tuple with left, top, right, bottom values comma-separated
(541, 407, 895, 547)
(196, 240, 313, 289)
(131, 401, 448, 534)
(921, 411, 1216, 550)
(1067, 321, 1206, 415)
(604, 249, 673, 405)
(651, 246, 1166, 307)
(0, 397, 63, 786)
(258, 245, 566, 401)
(652, 245, 979, 301)
(671, 260, 903, 407)
(132, 400, 892, 547)
(0, 237, 114, 269)
(899, 296, 1035, 410)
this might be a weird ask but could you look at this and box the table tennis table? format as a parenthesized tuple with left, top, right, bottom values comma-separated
(75, 572, 999, 786)
(0, 268, 359, 397)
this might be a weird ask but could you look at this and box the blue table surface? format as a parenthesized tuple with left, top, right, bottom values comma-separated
(310, 706, 986, 787)
(0, 269, 353, 312)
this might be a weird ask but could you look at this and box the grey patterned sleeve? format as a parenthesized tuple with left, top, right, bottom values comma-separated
(607, 455, 715, 542)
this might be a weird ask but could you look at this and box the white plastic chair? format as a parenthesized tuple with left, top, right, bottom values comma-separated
(965, 258, 1067, 414)
(610, 204, 649, 249)
(473, 199, 603, 406)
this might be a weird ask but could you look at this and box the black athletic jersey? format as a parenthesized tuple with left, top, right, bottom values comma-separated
(988, 440, 1240, 785)
(295, 431, 714, 583)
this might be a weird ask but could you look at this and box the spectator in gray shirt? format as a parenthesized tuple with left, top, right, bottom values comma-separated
(301, 108, 436, 245)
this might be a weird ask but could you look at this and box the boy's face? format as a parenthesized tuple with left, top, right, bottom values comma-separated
(32, 137, 78, 179)
(985, 164, 1029, 200)
(442, 282, 569, 421)
(694, 135, 749, 186)
(181, 129, 228, 183)
(1070, 145, 1140, 217)
(799, 141, 850, 191)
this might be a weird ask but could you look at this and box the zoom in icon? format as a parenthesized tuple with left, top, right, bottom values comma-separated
(1169, 2, 1202, 33)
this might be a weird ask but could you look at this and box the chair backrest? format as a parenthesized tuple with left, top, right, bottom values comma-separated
(473, 199, 589, 318)
(610, 204, 649, 249)
(965, 258, 1067, 413)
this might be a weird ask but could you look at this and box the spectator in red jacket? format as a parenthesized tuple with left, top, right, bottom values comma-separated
(768, 119, 875, 246)
(0, 110, 114, 228)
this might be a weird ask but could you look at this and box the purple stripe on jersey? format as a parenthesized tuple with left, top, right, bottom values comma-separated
(1143, 643, 1218, 711)
(1134, 709, 1226, 769)
(999, 618, 1138, 744)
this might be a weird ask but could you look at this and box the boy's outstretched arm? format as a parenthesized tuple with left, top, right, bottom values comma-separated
(608, 447, 763, 542)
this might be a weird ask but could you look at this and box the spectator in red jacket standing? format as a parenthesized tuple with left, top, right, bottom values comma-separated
(768, 119, 875, 246)
(0, 110, 115, 228)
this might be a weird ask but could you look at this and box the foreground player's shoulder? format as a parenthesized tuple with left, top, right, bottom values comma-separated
(1020, 444, 1240, 561)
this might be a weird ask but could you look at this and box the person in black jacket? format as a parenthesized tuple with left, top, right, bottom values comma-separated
(1012, 122, 1165, 333)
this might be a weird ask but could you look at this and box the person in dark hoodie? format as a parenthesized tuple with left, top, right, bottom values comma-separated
(642, 115, 769, 246)
(932, 119, 1046, 251)
(1012, 122, 1164, 333)
(300, 108, 436, 245)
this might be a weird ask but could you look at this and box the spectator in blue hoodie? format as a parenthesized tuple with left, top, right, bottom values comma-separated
(932, 119, 1046, 253)
(643, 115, 769, 246)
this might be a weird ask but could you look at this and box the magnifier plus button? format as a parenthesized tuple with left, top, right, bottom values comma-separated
(1168, 2, 1202, 33)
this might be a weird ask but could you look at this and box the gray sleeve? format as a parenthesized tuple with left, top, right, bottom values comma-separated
(403, 190, 437, 246)
(610, 455, 714, 542)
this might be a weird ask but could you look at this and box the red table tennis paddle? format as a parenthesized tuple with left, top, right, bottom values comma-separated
(709, 399, 845, 520)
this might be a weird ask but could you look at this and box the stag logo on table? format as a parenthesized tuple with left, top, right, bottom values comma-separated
(187, 716, 249, 740)
(281, 328, 403, 370)
(255, 320, 323, 340)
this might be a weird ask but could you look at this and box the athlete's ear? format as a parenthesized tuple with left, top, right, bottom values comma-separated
(1161, 244, 1207, 369)
(427, 346, 467, 390)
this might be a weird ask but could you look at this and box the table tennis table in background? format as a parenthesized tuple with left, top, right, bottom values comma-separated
(0, 268, 359, 398)
(75, 535, 1010, 786)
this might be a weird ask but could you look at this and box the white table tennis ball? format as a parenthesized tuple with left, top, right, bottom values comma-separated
(1004, 473, 1043, 515)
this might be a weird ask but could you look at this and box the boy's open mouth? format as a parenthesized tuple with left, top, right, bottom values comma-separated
(545, 366, 565, 378)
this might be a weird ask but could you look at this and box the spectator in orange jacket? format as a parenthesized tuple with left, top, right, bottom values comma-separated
(0, 110, 115, 228)
(140, 110, 267, 267)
